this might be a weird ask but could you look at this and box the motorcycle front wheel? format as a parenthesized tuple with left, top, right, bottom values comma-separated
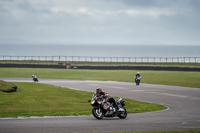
(92, 107, 104, 119)
(117, 107, 127, 119)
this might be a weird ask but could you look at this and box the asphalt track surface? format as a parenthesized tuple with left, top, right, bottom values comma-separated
(0, 78, 200, 133)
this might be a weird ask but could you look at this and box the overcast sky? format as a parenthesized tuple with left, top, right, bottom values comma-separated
(0, 0, 200, 45)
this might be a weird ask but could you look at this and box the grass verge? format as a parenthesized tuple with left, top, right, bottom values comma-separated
(0, 82, 166, 117)
(0, 80, 17, 92)
(0, 68, 200, 88)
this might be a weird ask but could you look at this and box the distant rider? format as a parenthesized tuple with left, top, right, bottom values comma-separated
(135, 72, 141, 82)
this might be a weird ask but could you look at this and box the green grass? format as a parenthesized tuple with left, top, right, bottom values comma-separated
(0, 68, 200, 88)
(0, 68, 199, 132)
(0, 80, 17, 92)
(0, 68, 199, 133)
(0, 82, 166, 117)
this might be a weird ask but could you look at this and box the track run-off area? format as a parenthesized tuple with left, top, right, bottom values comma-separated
(0, 78, 200, 133)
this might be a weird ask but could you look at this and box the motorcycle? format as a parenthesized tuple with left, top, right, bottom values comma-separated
(33, 77, 39, 82)
(135, 76, 141, 85)
(88, 94, 127, 119)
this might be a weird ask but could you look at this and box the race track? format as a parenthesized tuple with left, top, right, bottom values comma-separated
(0, 78, 200, 133)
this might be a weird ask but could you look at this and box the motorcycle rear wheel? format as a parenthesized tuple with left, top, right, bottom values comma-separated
(92, 108, 104, 119)
(117, 107, 127, 119)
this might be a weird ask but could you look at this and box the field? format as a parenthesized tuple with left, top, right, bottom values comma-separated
(0, 68, 199, 117)
(0, 68, 200, 88)
(0, 68, 199, 133)
(0, 81, 167, 117)
(0, 68, 200, 116)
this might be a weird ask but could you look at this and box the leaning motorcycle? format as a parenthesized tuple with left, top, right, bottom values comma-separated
(33, 77, 39, 82)
(88, 94, 127, 119)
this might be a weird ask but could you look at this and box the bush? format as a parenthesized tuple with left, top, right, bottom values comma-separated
(0, 80, 17, 93)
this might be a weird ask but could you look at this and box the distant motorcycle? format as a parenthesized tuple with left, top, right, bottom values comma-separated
(88, 94, 127, 119)
(33, 76, 39, 82)
(135, 76, 141, 85)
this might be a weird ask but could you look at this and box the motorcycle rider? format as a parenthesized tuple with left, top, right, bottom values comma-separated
(96, 88, 117, 107)
(135, 72, 141, 82)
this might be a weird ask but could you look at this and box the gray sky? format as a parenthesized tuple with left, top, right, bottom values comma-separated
(0, 0, 200, 45)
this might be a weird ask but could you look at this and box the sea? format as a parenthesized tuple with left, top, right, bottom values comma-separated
(1, 44, 200, 57)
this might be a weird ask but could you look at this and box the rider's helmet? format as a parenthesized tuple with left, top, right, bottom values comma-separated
(137, 72, 140, 74)
(96, 87, 102, 94)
